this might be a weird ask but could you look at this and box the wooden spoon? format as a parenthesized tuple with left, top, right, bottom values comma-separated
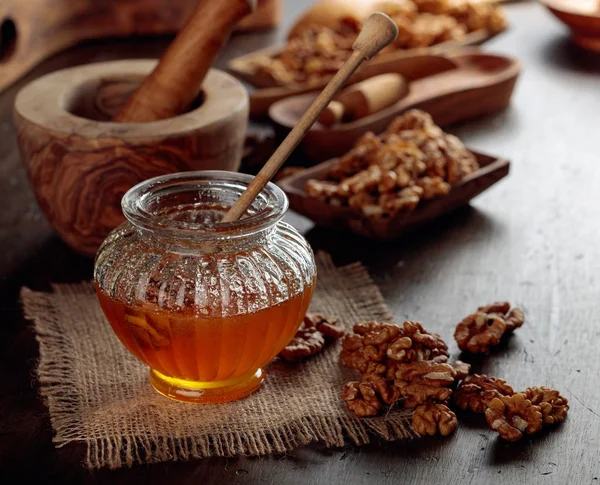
(222, 12, 399, 222)
(114, 0, 256, 122)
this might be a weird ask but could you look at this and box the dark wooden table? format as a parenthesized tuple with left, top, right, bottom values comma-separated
(2, 2, 600, 483)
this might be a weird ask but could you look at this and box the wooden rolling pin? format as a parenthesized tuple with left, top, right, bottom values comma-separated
(318, 73, 408, 127)
(114, 0, 256, 122)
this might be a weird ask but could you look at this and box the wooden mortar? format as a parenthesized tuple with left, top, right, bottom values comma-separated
(14, 59, 248, 257)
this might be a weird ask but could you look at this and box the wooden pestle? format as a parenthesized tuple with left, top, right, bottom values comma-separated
(318, 73, 409, 127)
(222, 12, 399, 223)
(114, 0, 256, 123)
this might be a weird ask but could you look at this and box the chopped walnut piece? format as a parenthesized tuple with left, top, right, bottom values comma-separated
(524, 387, 569, 425)
(454, 311, 506, 353)
(386, 320, 449, 363)
(279, 313, 343, 362)
(504, 307, 525, 332)
(412, 402, 458, 436)
(340, 335, 387, 374)
(394, 360, 456, 407)
(279, 324, 325, 362)
(354, 321, 401, 345)
(305, 312, 346, 340)
(305, 179, 339, 200)
(363, 374, 402, 405)
(454, 374, 515, 413)
(451, 3, 508, 35)
(416, 176, 451, 200)
(485, 393, 543, 441)
(386, 110, 435, 133)
(341, 380, 384, 417)
(452, 360, 471, 381)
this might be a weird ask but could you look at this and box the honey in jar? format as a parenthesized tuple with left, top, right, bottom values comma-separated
(94, 171, 317, 403)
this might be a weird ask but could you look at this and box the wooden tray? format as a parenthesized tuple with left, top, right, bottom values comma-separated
(229, 29, 495, 87)
(228, 28, 499, 115)
(270, 51, 521, 162)
(278, 151, 509, 240)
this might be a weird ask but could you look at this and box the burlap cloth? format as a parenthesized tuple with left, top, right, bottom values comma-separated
(21, 252, 416, 470)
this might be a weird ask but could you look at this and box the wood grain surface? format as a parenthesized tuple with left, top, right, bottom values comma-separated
(2, 2, 600, 484)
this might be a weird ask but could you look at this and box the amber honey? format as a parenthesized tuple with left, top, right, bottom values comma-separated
(96, 280, 315, 403)
(94, 171, 317, 403)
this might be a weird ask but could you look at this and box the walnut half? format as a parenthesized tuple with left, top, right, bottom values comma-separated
(525, 387, 569, 425)
(279, 313, 343, 361)
(453, 374, 515, 414)
(412, 402, 458, 437)
(454, 302, 525, 353)
(485, 393, 543, 441)
(394, 360, 456, 408)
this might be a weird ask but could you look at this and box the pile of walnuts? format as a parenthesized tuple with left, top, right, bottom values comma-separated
(340, 320, 462, 436)
(252, 0, 507, 86)
(340, 302, 569, 441)
(305, 110, 479, 219)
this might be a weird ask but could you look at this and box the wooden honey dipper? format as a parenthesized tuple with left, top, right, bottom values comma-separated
(223, 12, 399, 222)
(114, 0, 257, 122)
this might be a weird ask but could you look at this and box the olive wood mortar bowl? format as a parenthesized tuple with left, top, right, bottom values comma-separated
(14, 59, 248, 257)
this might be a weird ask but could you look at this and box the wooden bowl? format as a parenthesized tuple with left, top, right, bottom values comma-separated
(270, 51, 520, 162)
(14, 60, 248, 257)
(278, 151, 509, 240)
(540, 0, 600, 51)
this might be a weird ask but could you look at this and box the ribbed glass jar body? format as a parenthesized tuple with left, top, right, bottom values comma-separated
(94, 171, 316, 403)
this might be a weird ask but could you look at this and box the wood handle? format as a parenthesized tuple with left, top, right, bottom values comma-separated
(319, 73, 408, 126)
(222, 12, 398, 222)
(114, 0, 256, 123)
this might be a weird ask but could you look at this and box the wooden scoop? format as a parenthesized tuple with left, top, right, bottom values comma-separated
(222, 12, 399, 222)
(318, 73, 409, 127)
(114, 0, 256, 122)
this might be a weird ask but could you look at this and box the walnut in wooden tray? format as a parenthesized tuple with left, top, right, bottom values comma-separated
(278, 110, 509, 239)
(228, 0, 508, 89)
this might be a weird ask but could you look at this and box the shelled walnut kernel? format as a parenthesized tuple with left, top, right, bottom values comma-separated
(412, 402, 458, 436)
(454, 301, 525, 353)
(306, 110, 479, 219)
(454, 374, 514, 413)
(524, 387, 569, 425)
(485, 393, 543, 442)
(279, 313, 343, 361)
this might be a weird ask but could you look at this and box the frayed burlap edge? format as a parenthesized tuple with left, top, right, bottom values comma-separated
(21, 252, 417, 469)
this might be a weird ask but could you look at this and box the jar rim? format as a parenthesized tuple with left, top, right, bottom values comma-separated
(122, 171, 289, 240)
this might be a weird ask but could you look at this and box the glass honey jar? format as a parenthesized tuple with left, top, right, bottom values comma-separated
(94, 171, 316, 404)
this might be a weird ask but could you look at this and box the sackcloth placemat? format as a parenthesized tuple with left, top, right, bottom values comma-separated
(21, 251, 416, 470)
